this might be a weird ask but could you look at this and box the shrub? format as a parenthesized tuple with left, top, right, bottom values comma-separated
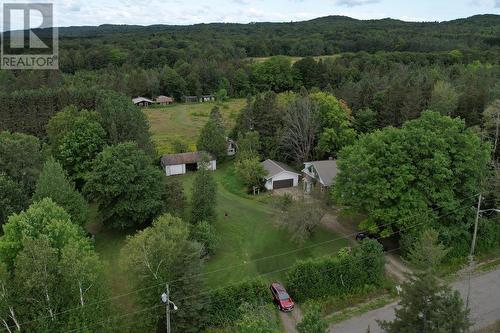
(297, 304, 327, 333)
(286, 239, 384, 302)
(191, 220, 218, 257)
(477, 218, 500, 254)
(207, 279, 270, 326)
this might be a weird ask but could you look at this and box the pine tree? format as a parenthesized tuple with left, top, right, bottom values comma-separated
(190, 158, 217, 224)
(33, 158, 89, 227)
(379, 273, 471, 333)
(197, 106, 227, 160)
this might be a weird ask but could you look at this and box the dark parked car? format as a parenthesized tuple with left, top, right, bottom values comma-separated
(270, 282, 294, 312)
(355, 231, 389, 251)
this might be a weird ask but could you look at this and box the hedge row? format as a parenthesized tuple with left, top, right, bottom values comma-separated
(285, 239, 385, 302)
(207, 278, 270, 327)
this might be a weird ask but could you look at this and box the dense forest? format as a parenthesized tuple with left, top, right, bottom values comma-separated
(1, 14, 499, 138)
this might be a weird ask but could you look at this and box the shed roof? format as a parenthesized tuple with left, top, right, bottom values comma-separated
(261, 159, 299, 179)
(304, 160, 338, 186)
(132, 96, 155, 104)
(156, 95, 173, 102)
(161, 151, 215, 166)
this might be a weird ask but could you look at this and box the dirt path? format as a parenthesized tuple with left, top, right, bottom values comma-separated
(279, 306, 303, 333)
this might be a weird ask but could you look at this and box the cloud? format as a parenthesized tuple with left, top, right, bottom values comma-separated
(336, 0, 381, 7)
(467, 0, 498, 7)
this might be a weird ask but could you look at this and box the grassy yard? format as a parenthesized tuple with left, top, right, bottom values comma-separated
(144, 99, 246, 155)
(177, 163, 349, 287)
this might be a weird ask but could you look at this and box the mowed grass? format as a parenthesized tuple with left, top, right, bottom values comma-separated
(144, 99, 246, 155)
(177, 163, 349, 287)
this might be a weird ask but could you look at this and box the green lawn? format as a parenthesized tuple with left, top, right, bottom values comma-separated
(177, 163, 349, 287)
(144, 99, 246, 155)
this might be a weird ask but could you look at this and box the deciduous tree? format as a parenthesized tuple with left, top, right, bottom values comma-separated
(428, 80, 459, 116)
(84, 142, 165, 229)
(333, 111, 490, 253)
(56, 117, 106, 187)
(120, 214, 206, 333)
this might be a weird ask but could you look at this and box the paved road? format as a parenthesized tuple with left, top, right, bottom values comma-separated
(330, 268, 500, 333)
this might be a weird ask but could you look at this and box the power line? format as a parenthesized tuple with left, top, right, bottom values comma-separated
(0, 196, 481, 332)
(64, 204, 476, 333)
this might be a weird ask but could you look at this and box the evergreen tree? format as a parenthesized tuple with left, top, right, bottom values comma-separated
(197, 106, 227, 160)
(190, 158, 217, 224)
(379, 273, 471, 333)
(33, 158, 89, 227)
(0, 173, 29, 225)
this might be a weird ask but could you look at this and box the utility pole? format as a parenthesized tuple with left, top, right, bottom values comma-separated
(161, 283, 178, 333)
(465, 193, 482, 311)
(493, 112, 499, 161)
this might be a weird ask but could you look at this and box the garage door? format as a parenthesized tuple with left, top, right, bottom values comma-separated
(273, 178, 294, 189)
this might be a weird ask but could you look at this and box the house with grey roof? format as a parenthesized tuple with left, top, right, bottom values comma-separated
(302, 159, 338, 193)
(160, 151, 216, 176)
(261, 159, 300, 190)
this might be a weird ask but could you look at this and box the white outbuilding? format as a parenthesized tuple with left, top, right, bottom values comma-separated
(261, 159, 300, 190)
(160, 151, 216, 176)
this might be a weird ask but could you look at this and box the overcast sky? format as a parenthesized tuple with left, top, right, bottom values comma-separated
(4, 0, 500, 29)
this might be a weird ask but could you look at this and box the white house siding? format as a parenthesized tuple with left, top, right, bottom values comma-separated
(208, 160, 217, 171)
(264, 171, 299, 190)
(166, 164, 185, 176)
(164, 160, 216, 176)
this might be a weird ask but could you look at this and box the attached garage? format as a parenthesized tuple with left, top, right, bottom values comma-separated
(262, 159, 300, 191)
(273, 179, 294, 189)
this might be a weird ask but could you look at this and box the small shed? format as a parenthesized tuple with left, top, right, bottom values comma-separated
(201, 95, 216, 102)
(261, 159, 300, 190)
(132, 97, 155, 107)
(183, 96, 199, 103)
(156, 95, 173, 105)
(160, 151, 216, 176)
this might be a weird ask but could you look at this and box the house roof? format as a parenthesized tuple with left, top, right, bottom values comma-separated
(132, 96, 155, 104)
(303, 160, 338, 186)
(261, 159, 300, 179)
(161, 151, 215, 166)
(156, 95, 173, 102)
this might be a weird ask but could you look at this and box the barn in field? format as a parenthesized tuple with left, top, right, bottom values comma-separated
(156, 95, 173, 105)
(132, 96, 155, 107)
(160, 151, 216, 176)
(261, 159, 300, 190)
